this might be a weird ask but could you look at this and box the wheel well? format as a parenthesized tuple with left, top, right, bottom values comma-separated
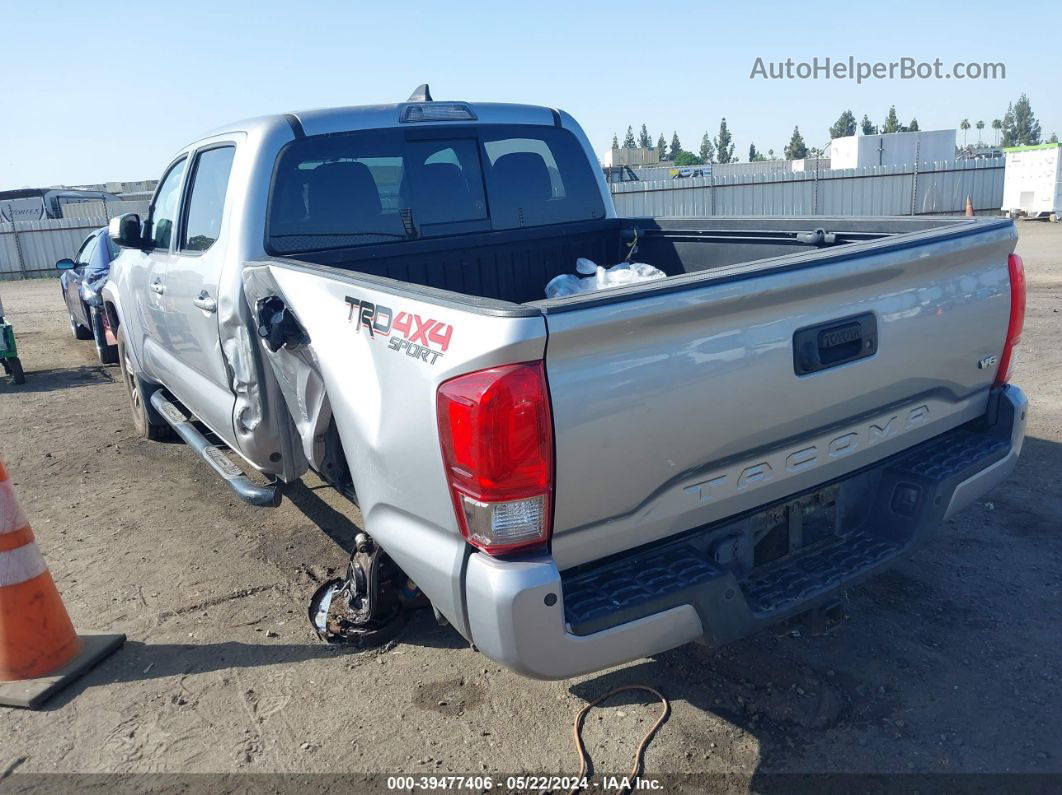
(320, 415, 357, 504)
(104, 301, 120, 331)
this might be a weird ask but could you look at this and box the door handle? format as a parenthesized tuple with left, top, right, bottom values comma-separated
(150, 280, 165, 295)
(193, 291, 217, 313)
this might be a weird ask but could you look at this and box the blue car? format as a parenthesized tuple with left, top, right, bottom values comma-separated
(56, 227, 120, 364)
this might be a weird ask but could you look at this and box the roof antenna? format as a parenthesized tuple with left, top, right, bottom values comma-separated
(407, 84, 432, 102)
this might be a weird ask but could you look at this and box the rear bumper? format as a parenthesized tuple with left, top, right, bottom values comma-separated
(464, 386, 1027, 680)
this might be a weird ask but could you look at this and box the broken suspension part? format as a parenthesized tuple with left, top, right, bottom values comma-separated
(308, 533, 428, 647)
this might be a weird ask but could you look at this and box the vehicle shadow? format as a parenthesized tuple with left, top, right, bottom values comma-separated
(284, 478, 362, 552)
(42, 609, 465, 712)
(0, 364, 115, 395)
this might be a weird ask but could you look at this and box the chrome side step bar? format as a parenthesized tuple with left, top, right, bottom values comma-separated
(149, 390, 282, 507)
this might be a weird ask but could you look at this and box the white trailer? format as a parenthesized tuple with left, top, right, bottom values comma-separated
(1002, 143, 1062, 221)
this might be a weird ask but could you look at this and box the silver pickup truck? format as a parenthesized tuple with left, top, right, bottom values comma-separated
(102, 87, 1027, 679)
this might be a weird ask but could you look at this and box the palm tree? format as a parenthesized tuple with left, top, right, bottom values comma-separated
(992, 119, 1002, 146)
(975, 120, 985, 146)
(960, 119, 971, 146)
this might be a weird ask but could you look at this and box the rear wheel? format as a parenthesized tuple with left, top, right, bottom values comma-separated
(7, 357, 24, 385)
(90, 307, 118, 365)
(117, 330, 171, 441)
(69, 310, 92, 340)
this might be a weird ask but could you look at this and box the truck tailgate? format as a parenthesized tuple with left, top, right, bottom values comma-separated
(544, 222, 1016, 570)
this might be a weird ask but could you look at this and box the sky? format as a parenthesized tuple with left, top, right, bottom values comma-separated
(1, 0, 1057, 189)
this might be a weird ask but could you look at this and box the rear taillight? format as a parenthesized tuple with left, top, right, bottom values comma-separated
(437, 362, 553, 555)
(995, 253, 1026, 387)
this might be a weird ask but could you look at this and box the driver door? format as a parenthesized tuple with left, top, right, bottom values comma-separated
(128, 157, 186, 378)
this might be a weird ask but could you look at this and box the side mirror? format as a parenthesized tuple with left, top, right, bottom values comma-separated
(55, 258, 76, 270)
(108, 213, 144, 249)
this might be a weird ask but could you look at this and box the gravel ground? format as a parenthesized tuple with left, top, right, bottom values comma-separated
(0, 221, 1059, 789)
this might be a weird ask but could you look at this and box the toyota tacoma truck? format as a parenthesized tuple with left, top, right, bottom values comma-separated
(101, 86, 1027, 679)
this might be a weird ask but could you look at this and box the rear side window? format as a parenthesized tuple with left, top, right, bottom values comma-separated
(182, 146, 236, 253)
(267, 125, 604, 254)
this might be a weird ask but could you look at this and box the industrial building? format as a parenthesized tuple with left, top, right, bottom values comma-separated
(829, 129, 957, 169)
(601, 146, 660, 167)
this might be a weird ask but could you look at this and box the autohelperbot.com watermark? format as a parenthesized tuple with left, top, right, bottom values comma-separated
(750, 56, 1005, 83)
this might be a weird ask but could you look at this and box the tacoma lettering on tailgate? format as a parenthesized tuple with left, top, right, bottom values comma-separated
(685, 404, 930, 503)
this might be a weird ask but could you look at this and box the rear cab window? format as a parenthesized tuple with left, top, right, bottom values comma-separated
(267, 125, 604, 255)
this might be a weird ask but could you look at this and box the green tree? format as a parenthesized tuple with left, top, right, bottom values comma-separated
(672, 150, 704, 166)
(767, 148, 775, 159)
(960, 119, 971, 146)
(623, 126, 637, 149)
(669, 131, 682, 160)
(657, 133, 667, 161)
(991, 119, 1002, 146)
(829, 110, 857, 139)
(860, 115, 877, 135)
(907, 118, 920, 132)
(1049, 132, 1059, 143)
(1000, 104, 1015, 147)
(748, 142, 763, 161)
(784, 126, 808, 160)
(1008, 93, 1042, 146)
(699, 132, 715, 164)
(975, 120, 985, 144)
(714, 117, 735, 164)
(638, 124, 651, 149)
(611, 133, 619, 149)
(882, 106, 902, 134)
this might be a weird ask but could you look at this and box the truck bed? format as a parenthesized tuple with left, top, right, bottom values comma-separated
(284, 215, 999, 306)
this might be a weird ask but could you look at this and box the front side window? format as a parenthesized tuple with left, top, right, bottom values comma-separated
(75, 234, 98, 265)
(182, 146, 236, 253)
(148, 158, 187, 250)
(267, 125, 604, 255)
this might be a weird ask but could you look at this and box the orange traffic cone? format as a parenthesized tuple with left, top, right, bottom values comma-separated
(0, 459, 124, 709)
(965, 196, 974, 217)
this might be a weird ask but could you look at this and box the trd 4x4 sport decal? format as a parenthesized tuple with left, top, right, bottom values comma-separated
(345, 296, 453, 366)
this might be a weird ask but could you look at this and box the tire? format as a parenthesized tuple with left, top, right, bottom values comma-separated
(8, 357, 25, 385)
(70, 310, 93, 340)
(116, 330, 171, 441)
(90, 307, 119, 365)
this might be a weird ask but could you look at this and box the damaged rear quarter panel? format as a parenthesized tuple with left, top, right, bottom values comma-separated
(242, 260, 548, 634)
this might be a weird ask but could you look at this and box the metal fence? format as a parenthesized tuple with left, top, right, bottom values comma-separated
(611, 158, 1005, 218)
(0, 217, 111, 280)
(0, 159, 1006, 280)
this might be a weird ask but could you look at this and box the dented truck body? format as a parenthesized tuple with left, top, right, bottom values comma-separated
(102, 97, 1027, 678)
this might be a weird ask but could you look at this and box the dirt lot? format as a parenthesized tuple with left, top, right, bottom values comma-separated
(1, 222, 1060, 788)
